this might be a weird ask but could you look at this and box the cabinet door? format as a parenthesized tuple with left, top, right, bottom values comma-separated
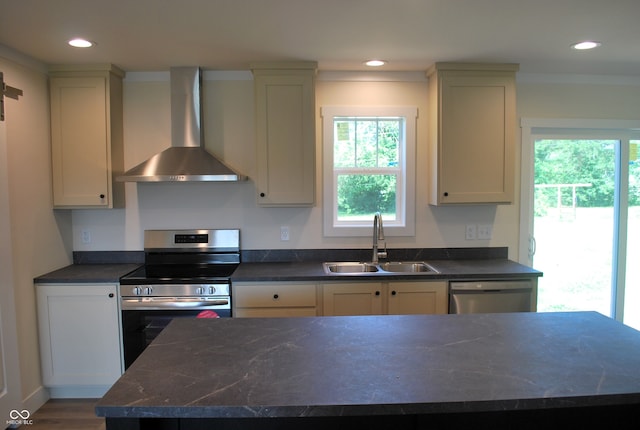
(50, 76, 110, 207)
(387, 282, 448, 315)
(322, 283, 383, 316)
(36, 284, 122, 389)
(49, 66, 124, 209)
(439, 74, 514, 203)
(253, 66, 316, 206)
(428, 64, 517, 205)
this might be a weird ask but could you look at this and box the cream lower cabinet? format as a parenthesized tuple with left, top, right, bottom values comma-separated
(233, 282, 319, 317)
(234, 281, 447, 317)
(322, 282, 384, 316)
(322, 281, 447, 316)
(35, 283, 123, 398)
(387, 282, 448, 315)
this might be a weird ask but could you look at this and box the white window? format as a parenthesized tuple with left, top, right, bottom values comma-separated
(322, 106, 416, 237)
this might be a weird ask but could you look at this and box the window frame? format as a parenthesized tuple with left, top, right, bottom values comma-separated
(322, 106, 417, 237)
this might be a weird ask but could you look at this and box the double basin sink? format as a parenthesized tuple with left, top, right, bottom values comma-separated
(323, 261, 438, 274)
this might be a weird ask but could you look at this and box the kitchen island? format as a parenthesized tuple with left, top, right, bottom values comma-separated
(96, 312, 640, 429)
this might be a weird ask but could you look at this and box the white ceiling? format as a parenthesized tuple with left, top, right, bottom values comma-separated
(1, 0, 639, 75)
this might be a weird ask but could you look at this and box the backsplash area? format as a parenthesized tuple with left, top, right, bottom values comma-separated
(73, 247, 508, 265)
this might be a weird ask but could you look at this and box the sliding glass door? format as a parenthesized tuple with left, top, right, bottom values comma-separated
(623, 139, 640, 328)
(532, 139, 616, 316)
(520, 120, 640, 328)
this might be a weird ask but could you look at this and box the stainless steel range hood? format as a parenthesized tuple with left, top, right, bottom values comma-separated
(117, 67, 247, 182)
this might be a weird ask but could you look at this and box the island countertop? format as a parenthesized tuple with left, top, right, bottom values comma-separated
(96, 311, 640, 426)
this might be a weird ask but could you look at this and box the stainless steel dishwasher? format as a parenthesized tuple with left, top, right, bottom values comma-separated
(449, 280, 534, 314)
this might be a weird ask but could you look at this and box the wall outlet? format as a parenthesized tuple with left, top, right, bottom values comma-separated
(280, 226, 290, 241)
(465, 224, 477, 240)
(477, 224, 493, 240)
(81, 229, 92, 244)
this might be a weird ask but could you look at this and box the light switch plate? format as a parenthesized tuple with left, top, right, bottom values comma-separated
(477, 224, 493, 240)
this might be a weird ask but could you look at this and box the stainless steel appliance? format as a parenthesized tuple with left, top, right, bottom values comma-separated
(119, 229, 240, 368)
(449, 280, 534, 314)
(117, 67, 247, 182)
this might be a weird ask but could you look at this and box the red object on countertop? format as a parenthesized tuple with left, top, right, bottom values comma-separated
(196, 310, 220, 318)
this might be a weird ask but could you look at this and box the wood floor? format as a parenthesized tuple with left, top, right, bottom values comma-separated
(25, 399, 106, 430)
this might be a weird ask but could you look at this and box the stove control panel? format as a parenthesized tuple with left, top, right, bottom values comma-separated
(195, 286, 219, 295)
(131, 286, 153, 296)
(174, 233, 209, 244)
(120, 284, 230, 297)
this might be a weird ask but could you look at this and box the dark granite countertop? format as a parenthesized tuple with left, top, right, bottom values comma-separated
(33, 248, 541, 285)
(34, 251, 143, 283)
(96, 311, 640, 419)
(231, 258, 541, 282)
(34, 263, 141, 284)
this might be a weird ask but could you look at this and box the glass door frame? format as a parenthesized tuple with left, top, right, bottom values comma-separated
(519, 118, 640, 323)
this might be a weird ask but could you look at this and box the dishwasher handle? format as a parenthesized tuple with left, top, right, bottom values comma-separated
(450, 280, 532, 292)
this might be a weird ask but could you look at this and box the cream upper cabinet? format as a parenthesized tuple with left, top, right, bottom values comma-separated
(427, 63, 518, 205)
(251, 62, 317, 206)
(49, 65, 124, 208)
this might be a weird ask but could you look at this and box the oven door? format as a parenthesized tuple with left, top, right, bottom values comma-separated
(121, 298, 230, 369)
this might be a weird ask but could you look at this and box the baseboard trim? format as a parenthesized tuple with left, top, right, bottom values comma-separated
(47, 385, 110, 399)
(22, 384, 49, 414)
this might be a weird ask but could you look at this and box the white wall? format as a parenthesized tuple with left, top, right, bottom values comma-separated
(517, 74, 640, 119)
(0, 48, 71, 412)
(71, 71, 517, 256)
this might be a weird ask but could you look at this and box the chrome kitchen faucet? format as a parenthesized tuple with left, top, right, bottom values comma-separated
(372, 212, 387, 263)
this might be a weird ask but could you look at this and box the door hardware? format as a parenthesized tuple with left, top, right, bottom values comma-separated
(1, 71, 23, 121)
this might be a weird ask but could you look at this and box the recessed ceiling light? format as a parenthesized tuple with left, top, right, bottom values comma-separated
(571, 41, 601, 50)
(68, 38, 94, 48)
(364, 59, 387, 67)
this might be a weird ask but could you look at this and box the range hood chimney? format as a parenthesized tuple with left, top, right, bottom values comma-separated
(117, 67, 247, 182)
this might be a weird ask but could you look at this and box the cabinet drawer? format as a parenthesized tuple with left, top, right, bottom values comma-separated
(234, 308, 318, 318)
(234, 283, 316, 308)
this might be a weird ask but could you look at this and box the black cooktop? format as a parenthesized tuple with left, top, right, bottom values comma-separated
(120, 263, 239, 284)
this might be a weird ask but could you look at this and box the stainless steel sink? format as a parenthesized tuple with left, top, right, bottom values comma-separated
(323, 262, 379, 273)
(379, 261, 437, 273)
(323, 261, 438, 274)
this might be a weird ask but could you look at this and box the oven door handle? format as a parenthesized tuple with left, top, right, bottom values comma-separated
(121, 298, 229, 310)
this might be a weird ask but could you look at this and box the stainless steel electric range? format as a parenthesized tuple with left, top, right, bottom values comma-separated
(119, 229, 240, 368)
